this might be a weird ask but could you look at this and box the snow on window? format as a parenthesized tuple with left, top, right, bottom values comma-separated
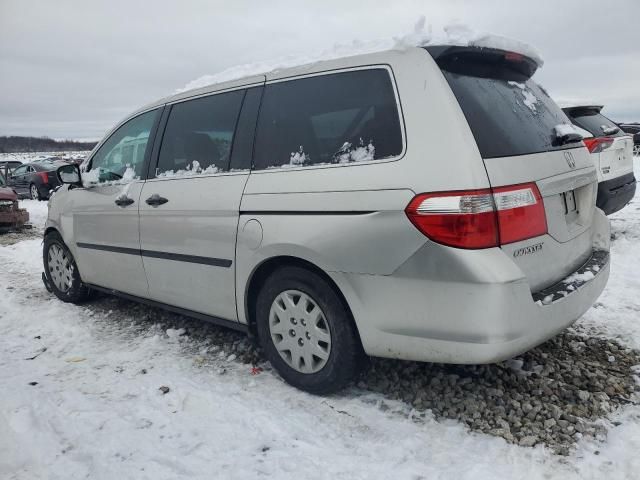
(508, 81, 539, 113)
(289, 146, 310, 166)
(333, 138, 375, 164)
(157, 160, 220, 178)
(276, 139, 377, 169)
(82, 164, 139, 187)
(553, 123, 585, 139)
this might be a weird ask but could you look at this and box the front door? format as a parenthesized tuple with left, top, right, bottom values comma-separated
(8, 164, 29, 196)
(139, 86, 257, 320)
(70, 108, 160, 298)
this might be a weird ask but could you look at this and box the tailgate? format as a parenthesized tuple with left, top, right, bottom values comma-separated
(599, 135, 634, 178)
(483, 148, 597, 291)
(428, 46, 600, 291)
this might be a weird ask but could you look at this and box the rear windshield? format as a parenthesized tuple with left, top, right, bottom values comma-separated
(430, 49, 575, 158)
(565, 110, 624, 138)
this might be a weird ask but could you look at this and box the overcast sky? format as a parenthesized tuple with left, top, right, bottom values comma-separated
(1, 0, 638, 140)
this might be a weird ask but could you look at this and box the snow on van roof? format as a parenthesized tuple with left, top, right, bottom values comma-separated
(177, 17, 543, 94)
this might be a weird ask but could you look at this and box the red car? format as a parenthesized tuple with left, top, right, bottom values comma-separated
(0, 172, 29, 231)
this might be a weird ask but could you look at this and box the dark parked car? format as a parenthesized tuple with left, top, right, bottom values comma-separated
(618, 123, 640, 156)
(6, 159, 66, 200)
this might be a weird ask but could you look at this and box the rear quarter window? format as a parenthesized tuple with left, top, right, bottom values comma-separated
(253, 68, 403, 170)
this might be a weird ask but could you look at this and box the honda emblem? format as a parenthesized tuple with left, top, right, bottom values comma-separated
(564, 151, 576, 169)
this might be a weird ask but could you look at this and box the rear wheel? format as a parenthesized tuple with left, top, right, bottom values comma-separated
(256, 266, 364, 394)
(43, 232, 90, 303)
(30, 183, 41, 200)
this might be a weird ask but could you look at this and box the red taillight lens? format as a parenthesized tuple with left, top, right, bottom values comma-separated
(405, 183, 547, 249)
(583, 137, 614, 153)
(36, 171, 48, 183)
(493, 184, 547, 245)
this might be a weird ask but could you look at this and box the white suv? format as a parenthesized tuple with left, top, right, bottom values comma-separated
(562, 105, 636, 215)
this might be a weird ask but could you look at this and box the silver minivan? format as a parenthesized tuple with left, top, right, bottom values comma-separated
(45, 44, 611, 393)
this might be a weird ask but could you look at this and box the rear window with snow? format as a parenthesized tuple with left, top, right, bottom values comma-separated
(253, 69, 402, 170)
(430, 48, 575, 158)
(563, 109, 624, 139)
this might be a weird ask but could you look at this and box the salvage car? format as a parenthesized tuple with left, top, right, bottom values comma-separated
(44, 42, 610, 393)
(562, 105, 636, 215)
(0, 171, 29, 232)
(6, 159, 65, 200)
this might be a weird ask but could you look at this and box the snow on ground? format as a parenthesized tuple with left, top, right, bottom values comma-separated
(0, 151, 89, 164)
(19, 199, 49, 231)
(580, 156, 640, 349)
(0, 158, 639, 479)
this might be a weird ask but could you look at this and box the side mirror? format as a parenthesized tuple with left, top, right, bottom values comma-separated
(57, 163, 82, 185)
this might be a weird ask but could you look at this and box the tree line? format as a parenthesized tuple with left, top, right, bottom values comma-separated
(0, 136, 97, 153)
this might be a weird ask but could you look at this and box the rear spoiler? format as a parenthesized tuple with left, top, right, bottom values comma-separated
(561, 105, 604, 114)
(425, 45, 540, 79)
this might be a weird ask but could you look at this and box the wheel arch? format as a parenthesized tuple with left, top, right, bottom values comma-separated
(244, 256, 361, 344)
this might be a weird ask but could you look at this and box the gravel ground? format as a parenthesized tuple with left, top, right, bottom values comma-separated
(77, 291, 640, 456)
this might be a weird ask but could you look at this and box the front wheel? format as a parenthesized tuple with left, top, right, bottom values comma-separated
(30, 183, 41, 200)
(256, 266, 364, 394)
(43, 232, 90, 303)
(634, 144, 640, 157)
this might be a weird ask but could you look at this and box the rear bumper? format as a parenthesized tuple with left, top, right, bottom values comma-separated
(597, 172, 636, 215)
(0, 208, 29, 228)
(330, 213, 611, 364)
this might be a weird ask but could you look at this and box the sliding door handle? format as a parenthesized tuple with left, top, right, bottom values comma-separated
(114, 195, 135, 207)
(145, 194, 169, 207)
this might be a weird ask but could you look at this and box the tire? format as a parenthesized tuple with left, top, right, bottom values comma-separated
(43, 231, 91, 303)
(255, 266, 364, 394)
(30, 183, 41, 200)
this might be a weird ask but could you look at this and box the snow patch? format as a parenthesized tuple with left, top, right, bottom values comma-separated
(156, 160, 220, 178)
(508, 81, 539, 113)
(179, 18, 543, 93)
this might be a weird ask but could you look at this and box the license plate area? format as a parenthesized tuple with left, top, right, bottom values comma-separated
(562, 190, 579, 222)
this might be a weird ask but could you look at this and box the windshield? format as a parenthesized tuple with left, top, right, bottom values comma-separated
(429, 48, 577, 158)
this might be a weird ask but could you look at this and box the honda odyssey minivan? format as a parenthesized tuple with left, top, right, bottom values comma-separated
(45, 44, 611, 393)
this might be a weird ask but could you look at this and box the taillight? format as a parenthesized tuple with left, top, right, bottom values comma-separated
(36, 171, 48, 183)
(405, 183, 547, 249)
(583, 137, 614, 153)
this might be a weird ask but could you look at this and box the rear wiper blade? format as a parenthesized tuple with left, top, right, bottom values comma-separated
(553, 124, 584, 145)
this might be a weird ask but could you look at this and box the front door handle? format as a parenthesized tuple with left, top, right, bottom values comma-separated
(114, 195, 135, 207)
(145, 194, 169, 207)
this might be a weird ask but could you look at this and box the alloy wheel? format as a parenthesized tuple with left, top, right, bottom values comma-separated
(30, 184, 39, 200)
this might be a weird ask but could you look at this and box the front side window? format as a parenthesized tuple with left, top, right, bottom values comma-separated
(155, 90, 245, 177)
(253, 69, 403, 170)
(12, 165, 28, 176)
(85, 109, 158, 185)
